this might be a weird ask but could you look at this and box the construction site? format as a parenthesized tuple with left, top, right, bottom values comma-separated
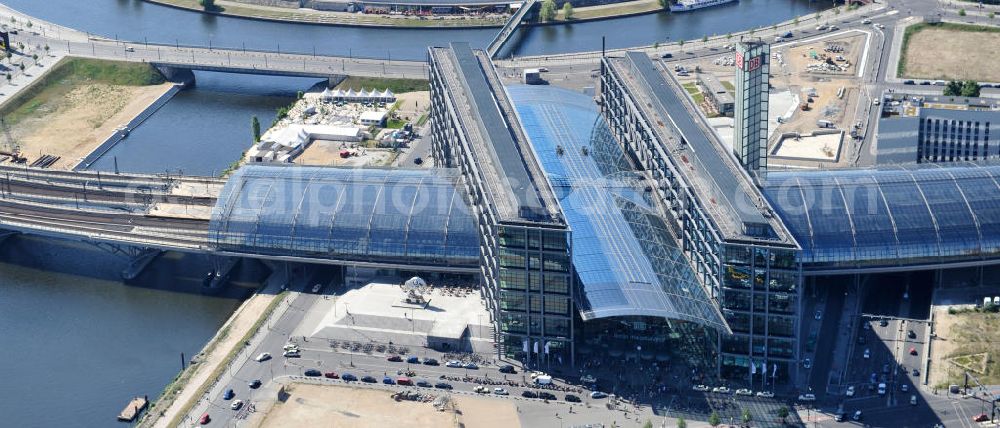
(678, 31, 870, 168)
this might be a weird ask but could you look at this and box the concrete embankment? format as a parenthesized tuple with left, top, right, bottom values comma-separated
(74, 83, 183, 171)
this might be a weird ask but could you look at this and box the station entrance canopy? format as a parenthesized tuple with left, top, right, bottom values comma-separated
(209, 165, 480, 269)
(507, 85, 729, 332)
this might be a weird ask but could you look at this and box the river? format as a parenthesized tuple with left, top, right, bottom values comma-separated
(0, 236, 259, 427)
(2, 0, 825, 60)
(83, 71, 324, 176)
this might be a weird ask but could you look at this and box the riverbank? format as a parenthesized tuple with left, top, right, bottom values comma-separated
(142, 0, 664, 29)
(0, 57, 172, 170)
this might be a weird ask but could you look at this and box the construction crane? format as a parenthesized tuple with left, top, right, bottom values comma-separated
(0, 117, 25, 163)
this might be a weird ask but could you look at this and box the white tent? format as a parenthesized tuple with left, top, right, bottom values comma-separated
(381, 88, 394, 101)
(321, 87, 333, 101)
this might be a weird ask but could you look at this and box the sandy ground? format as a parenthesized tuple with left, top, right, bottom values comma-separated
(393, 91, 430, 124)
(928, 306, 960, 388)
(904, 29, 1000, 82)
(256, 384, 459, 428)
(9, 82, 173, 170)
(453, 395, 522, 428)
(295, 141, 396, 166)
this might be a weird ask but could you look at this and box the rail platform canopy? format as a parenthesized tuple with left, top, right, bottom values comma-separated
(763, 162, 1000, 270)
(209, 165, 480, 268)
(508, 85, 729, 332)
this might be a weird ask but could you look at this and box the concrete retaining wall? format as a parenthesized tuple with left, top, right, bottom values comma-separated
(74, 84, 184, 171)
(232, 0, 302, 8)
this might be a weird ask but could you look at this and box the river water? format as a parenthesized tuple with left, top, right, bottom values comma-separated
(2, 0, 825, 60)
(0, 236, 251, 427)
(83, 71, 323, 176)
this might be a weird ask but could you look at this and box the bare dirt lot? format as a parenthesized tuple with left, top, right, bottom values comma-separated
(9, 82, 171, 169)
(256, 383, 522, 428)
(903, 27, 1000, 82)
(929, 306, 1000, 388)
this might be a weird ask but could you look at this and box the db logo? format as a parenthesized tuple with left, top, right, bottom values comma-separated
(736, 52, 762, 72)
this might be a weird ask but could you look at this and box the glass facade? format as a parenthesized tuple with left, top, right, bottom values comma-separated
(733, 41, 770, 175)
(763, 163, 1000, 269)
(208, 165, 480, 267)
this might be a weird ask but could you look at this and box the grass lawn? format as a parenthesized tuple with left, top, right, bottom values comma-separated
(557, 0, 662, 21)
(682, 82, 705, 104)
(336, 76, 428, 94)
(936, 309, 1000, 388)
(899, 22, 1000, 80)
(0, 57, 164, 126)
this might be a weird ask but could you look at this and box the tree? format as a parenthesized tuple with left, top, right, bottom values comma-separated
(676, 416, 687, 428)
(26, 21, 32, 29)
(18, 63, 24, 72)
(944, 80, 979, 97)
(200, 0, 218, 11)
(562, 1, 574, 20)
(742, 408, 752, 426)
(5, 74, 10, 84)
(726, 33, 733, 40)
(961, 80, 981, 97)
(678, 39, 685, 51)
(539, 0, 557, 22)
(251, 116, 261, 142)
(990, 11, 996, 19)
(959, 8, 966, 16)
(702, 35, 709, 43)
(657, 0, 669, 8)
(708, 411, 721, 427)
(642, 420, 653, 428)
(777, 406, 790, 424)
(31, 54, 37, 65)
(43, 44, 49, 55)
(654, 41, 660, 49)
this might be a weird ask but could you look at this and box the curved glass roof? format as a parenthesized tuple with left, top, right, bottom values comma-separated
(763, 163, 1000, 269)
(210, 165, 480, 267)
(508, 85, 729, 331)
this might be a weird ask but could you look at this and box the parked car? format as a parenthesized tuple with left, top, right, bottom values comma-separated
(880, 319, 889, 327)
(464, 362, 479, 370)
(975, 413, 990, 422)
(834, 412, 846, 422)
(311, 283, 322, 293)
(862, 18, 872, 24)
(199, 413, 211, 425)
(342, 373, 357, 382)
(423, 358, 439, 366)
(735, 388, 753, 396)
(397, 377, 413, 386)
(383, 376, 395, 385)
(231, 399, 243, 411)
(853, 410, 863, 421)
(387, 355, 403, 362)
(565, 394, 581, 403)
(223, 389, 235, 400)
(798, 393, 817, 402)
(324, 371, 339, 379)
(474, 385, 490, 394)
(255, 352, 271, 362)
(416, 380, 432, 387)
(283, 349, 301, 358)
(407, 356, 420, 364)
(413, 157, 423, 165)
(445, 360, 463, 368)
(878, 383, 887, 395)
(912, 368, 921, 377)
(712, 386, 731, 394)
(692, 384, 711, 392)
(435, 382, 453, 390)
(846, 386, 855, 397)
(499, 364, 516, 374)
(361, 375, 377, 383)
(590, 391, 608, 399)
(522, 390, 538, 398)
(494, 388, 509, 395)
(249, 379, 262, 389)
(755, 391, 775, 398)
(910, 346, 918, 356)
(538, 392, 557, 400)
(908, 330, 917, 339)
(304, 369, 322, 377)
(903, 80, 915, 85)
(660, 53, 673, 59)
